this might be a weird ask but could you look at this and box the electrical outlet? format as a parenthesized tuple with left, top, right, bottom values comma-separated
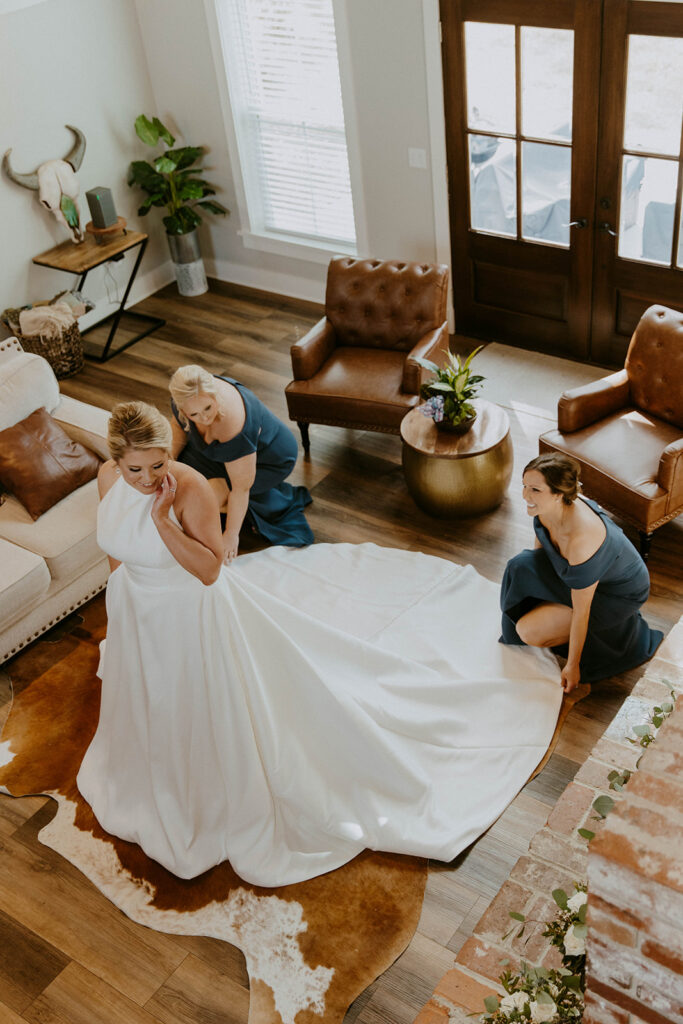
(408, 148, 427, 169)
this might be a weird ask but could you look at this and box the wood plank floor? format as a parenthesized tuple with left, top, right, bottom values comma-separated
(1, 279, 681, 1024)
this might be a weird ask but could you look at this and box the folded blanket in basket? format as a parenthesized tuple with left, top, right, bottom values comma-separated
(19, 301, 76, 340)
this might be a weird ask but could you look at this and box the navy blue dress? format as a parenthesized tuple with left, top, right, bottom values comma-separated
(500, 498, 662, 684)
(172, 376, 313, 547)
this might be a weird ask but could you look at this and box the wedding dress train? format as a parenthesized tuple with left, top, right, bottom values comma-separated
(77, 476, 563, 887)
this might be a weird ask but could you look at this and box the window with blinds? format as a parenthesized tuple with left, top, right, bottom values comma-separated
(214, 0, 357, 251)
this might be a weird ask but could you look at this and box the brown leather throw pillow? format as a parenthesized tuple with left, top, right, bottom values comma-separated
(0, 407, 101, 520)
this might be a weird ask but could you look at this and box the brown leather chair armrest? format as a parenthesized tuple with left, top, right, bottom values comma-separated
(402, 322, 449, 394)
(558, 369, 631, 433)
(658, 437, 683, 512)
(290, 318, 337, 380)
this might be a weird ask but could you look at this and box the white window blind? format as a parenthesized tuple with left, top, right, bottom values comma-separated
(216, 0, 357, 249)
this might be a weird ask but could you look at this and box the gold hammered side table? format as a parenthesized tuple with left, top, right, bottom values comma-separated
(400, 399, 514, 517)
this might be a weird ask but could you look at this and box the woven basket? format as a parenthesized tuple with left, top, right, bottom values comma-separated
(11, 321, 84, 379)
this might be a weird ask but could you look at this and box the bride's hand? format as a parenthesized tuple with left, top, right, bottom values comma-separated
(222, 530, 239, 564)
(151, 473, 177, 521)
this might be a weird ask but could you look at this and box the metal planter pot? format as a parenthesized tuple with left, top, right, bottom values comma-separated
(167, 229, 208, 297)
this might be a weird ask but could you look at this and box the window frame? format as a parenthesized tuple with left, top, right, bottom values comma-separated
(204, 0, 368, 264)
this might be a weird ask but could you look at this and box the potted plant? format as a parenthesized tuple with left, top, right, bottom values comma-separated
(416, 346, 485, 434)
(127, 115, 228, 296)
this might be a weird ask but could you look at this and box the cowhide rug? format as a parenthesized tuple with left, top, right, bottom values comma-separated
(0, 596, 585, 1023)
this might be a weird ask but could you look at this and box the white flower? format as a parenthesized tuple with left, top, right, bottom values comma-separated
(500, 990, 530, 1014)
(548, 983, 560, 998)
(530, 998, 557, 1022)
(567, 890, 588, 914)
(563, 923, 586, 955)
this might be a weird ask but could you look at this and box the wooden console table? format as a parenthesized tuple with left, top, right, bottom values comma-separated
(32, 230, 165, 363)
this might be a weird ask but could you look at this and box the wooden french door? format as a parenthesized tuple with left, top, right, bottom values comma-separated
(441, 0, 683, 365)
(591, 0, 683, 364)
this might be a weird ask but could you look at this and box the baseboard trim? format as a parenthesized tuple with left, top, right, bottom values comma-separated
(205, 257, 326, 306)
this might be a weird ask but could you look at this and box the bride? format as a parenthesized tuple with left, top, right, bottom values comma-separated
(77, 400, 563, 888)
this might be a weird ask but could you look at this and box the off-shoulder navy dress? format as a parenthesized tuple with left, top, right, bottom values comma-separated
(500, 497, 662, 684)
(172, 375, 313, 547)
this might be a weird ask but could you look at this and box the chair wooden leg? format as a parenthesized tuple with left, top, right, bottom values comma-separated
(298, 422, 310, 453)
(639, 530, 653, 562)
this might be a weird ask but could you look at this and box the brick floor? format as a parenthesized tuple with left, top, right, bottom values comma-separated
(412, 619, 683, 1023)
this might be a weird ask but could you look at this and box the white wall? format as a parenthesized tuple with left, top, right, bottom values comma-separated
(0, 0, 172, 323)
(1, 0, 445, 314)
(134, 0, 442, 303)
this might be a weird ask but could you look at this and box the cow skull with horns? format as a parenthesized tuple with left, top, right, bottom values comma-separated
(3, 125, 87, 243)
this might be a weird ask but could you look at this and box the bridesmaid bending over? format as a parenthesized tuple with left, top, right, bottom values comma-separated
(500, 453, 662, 692)
(169, 364, 313, 563)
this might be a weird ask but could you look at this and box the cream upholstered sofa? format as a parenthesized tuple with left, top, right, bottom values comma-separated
(0, 338, 109, 664)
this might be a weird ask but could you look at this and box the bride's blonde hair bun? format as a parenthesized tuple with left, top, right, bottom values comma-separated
(108, 401, 173, 461)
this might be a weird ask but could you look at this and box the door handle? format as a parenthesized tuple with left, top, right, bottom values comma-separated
(600, 222, 617, 237)
(566, 218, 588, 228)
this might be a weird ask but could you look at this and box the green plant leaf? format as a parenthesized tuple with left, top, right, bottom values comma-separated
(414, 357, 440, 372)
(137, 193, 166, 212)
(564, 974, 582, 991)
(164, 205, 202, 235)
(127, 161, 166, 192)
(662, 702, 673, 712)
(578, 903, 587, 923)
(632, 724, 651, 736)
(592, 795, 615, 818)
(536, 990, 555, 1005)
(483, 996, 499, 1012)
(571, 923, 587, 941)
(578, 827, 595, 840)
(165, 145, 203, 170)
(135, 114, 159, 146)
(154, 156, 178, 174)
(552, 889, 568, 909)
(197, 200, 228, 216)
(653, 715, 663, 728)
(509, 911, 526, 922)
(176, 181, 205, 201)
(152, 117, 175, 147)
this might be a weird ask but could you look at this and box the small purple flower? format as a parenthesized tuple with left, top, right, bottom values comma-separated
(421, 395, 445, 422)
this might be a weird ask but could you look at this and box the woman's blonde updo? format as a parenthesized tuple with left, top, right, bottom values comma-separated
(168, 364, 218, 429)
(524, 453, 581, 505)
(108, 401, 173, 461)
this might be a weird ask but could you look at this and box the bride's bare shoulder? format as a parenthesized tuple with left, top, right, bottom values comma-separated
(170, 462, 213, 497)
(97, 459, 119, 498)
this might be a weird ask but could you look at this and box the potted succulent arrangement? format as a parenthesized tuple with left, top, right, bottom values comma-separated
(416, 345, 485, 434)
(127, 115, 228, 296)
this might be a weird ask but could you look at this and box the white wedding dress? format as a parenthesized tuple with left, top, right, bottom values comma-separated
(77, 475, 563, 888)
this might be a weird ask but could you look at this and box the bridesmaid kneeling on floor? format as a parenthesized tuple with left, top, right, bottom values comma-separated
(169, 364, 313, 562)
(500, 453, 662, 693)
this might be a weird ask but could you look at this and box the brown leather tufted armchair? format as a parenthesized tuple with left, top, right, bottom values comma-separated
(285, 257, 449, 450)
(539, 304, 683, 559)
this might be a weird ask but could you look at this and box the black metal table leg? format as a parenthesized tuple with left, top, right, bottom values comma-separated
(80, 238, 165, 363)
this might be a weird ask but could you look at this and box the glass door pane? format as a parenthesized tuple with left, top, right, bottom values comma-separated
(623, 35, 683, 155)
(464, 22, 574, 247)
(618, 34, 683, 266)
(465, 23, 516, 133)
(521, 28, 574, 141)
